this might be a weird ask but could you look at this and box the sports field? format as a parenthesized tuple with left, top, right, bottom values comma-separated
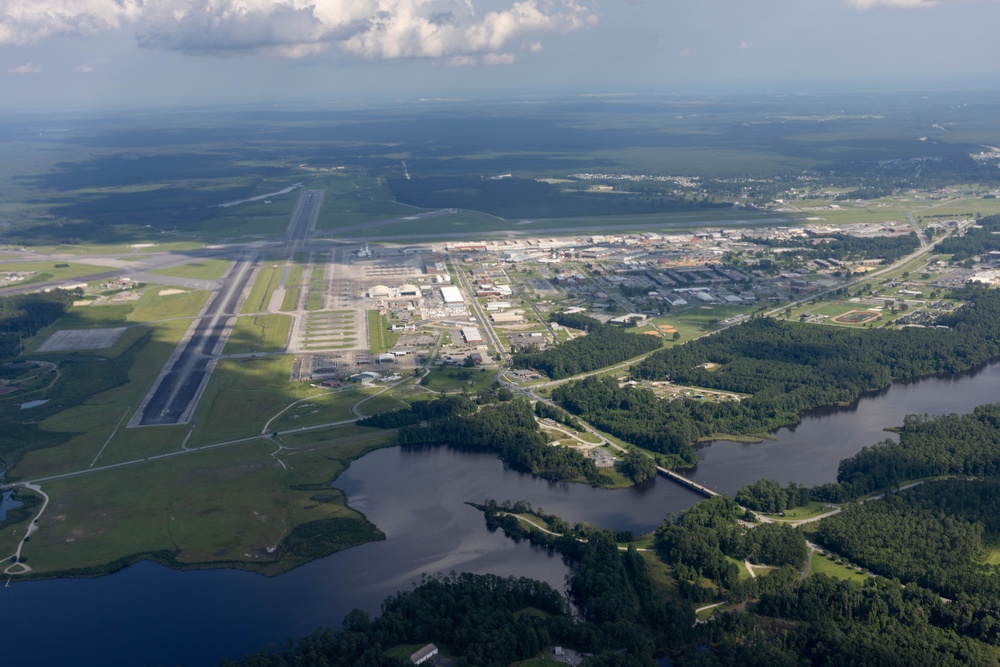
(831, 310, 881, 324)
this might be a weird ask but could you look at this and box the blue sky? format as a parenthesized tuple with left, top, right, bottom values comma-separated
(1, 0, 999, 111)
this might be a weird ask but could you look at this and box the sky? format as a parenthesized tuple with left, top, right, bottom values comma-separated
(1, 0, 999, 111)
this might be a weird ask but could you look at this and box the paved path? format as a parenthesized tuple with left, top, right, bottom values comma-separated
(4, 483, 48, 577)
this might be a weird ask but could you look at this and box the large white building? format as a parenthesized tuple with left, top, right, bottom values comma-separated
(440, 285, 464, 305)
(462, 327, 484, 344)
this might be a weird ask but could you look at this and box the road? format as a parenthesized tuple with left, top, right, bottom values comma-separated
(764, 215, 972, 319)
(450, 258, 509, 365)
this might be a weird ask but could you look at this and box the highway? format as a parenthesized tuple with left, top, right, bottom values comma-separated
(134, 255, 257, 426)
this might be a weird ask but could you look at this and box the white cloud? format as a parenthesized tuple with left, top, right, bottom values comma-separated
(0, 0, 596, 62)
(0, 0, 141, 46)
(6, 62, 42, 75)
(678, 48, 693, 59)
(845, 0, 939, 7)
(483, 52, 515, 65)
(445, 54, 479, 66)
(76, 63, 96, 73)
(738, 40, 753, 50)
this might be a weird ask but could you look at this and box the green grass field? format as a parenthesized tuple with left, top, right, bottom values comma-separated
(223, 314, 291, 354)
(148, 259, 232, 281)
(280, 288, 300, 311)
(809, 551, 870, 583)
(267, 388, 369, 433)
(15, 431, 391, 577)
(760, 502, 840, 521)
(419, 367, 497, 394)
(0, 260, 117, 286)
(306, 292, 324, 310)
(13, 321, 197, 478)
(367, 310, 400, 353)
(285, 264, 304, 288)
(356, 392, 410, 417)
(242, 265, 280, 314)
(187, 355, 306, 444)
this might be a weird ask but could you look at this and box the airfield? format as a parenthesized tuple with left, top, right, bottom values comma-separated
(2, 94, 1000, 580)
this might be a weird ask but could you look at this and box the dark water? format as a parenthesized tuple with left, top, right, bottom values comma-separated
(682, 361, 1000, 496)
(1, 446, 701, 667)
(5, 361, 1000, 666)
(0, 489, 21, 521)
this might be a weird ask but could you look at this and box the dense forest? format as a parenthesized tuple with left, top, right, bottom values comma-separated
(363, 395, 608, 484)
(655, 497, 807, 595)
(513, 313, 663, 379)
(813, 403, 1000, 500)
(735, 479, 812, 513)
(748, 231, 921, 262)
(934, 212, 1000, 261)
(814, 479, 1000, 641)
(0, 289, 77, 358)
(388, 175, 730, 220)
(223, 572, 579, 667)
(226, 482, 1000, 666)
(549, 288, 1000, 462)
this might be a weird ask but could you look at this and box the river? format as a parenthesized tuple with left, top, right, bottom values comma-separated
(4, 361, 1000, 666)
(682, 360, 1000, 496)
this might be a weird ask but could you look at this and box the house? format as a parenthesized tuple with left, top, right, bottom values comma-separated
(410, 644, 439, 665)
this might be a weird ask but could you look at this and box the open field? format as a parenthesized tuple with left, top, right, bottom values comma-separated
(222, 314, 291, 354)
(188, 355, 305, 444)
(832, 309, 881, 324)
(14, 433, 390, 577)
(0, 260, 117, 286)
(148, 259, 231, 281)
(760, 502, 839, 521)
(367, 310, 399, 353)
(9, 320, 196, 478)
(419, 367, 497, 394)
(242, 266, 280, 314)
(809, 551, 870, 583)
(265, 387, 369, 432)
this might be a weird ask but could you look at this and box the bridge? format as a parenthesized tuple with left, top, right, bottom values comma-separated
(656, 466, 721, 499)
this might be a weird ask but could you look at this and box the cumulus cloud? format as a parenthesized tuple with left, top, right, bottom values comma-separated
(483, 52, 515, 65)
(0, 0, 596, 61)
(845, 0, 938, 7)
(0, 0, 142, 45)
(6, 62, 42, 75)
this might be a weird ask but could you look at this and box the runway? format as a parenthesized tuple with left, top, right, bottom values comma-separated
(132, 256, 256, 426)
(129, 189, 325, 427)
(286, 190, 323, 243)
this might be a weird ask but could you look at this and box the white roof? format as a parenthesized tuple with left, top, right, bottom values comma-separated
(440, 285, 464, 303)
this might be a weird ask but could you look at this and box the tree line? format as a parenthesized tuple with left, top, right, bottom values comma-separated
(550, 288, 1000, 463)
(748, 231, 921, 262)
(0, 289, 77, 358)
(934, 213, 1000, 262)
(362, 395, 608, 485)
(513, 313, 662, 380)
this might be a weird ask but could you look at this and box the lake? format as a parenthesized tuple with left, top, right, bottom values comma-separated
(5, 360, 1000, 665)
